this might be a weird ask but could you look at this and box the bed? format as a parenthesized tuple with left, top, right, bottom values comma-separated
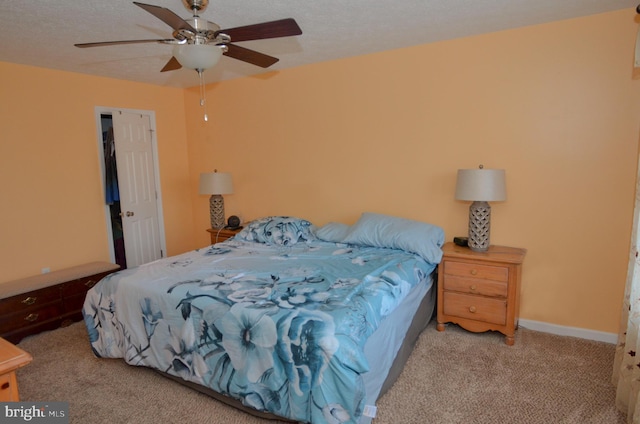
(83, 213, 444, 423)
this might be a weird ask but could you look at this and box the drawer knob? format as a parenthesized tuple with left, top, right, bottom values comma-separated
(470, 269, 478, 276)
(21, 296, 37, 305)
(1, 382, 9, 390)
(469, 306, 477, 313)
(24, 313, 39, 322)
(470, 285, 477, 291)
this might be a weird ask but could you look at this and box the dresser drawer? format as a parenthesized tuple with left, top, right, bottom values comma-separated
(63, 292, 87, 315)
(444, 261, 509, 282)
(0, 303, 64, 333)
(443, 292, 507, 326)
(0, 285, 61, 315)
(443, 275, 508, 298)
(61, 272, 109, 298)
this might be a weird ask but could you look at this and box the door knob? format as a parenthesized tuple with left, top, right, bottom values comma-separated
(126, 211, 134, 217)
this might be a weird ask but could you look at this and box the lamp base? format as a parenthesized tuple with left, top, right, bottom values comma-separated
(468, 201, 491, 252)
(210, 194, 225, 229)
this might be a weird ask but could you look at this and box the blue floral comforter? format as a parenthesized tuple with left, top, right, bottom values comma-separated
(83, 239, 437, 423)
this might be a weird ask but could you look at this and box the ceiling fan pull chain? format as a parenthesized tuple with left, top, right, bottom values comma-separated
(197, 69, 208, 122)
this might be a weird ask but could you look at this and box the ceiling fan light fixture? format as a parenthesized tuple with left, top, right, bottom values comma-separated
(182, 0, 209, 13)
(173, 43, 222, 70)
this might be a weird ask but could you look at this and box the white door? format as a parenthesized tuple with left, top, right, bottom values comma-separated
(112, 111, 163, 267)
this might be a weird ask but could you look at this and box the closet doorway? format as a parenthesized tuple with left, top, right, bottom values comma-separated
(96, 107, 166, 269)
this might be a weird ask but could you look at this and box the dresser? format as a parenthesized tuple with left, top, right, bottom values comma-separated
(436, 242, 526, 345)
(207, 227, 243, 244)
(0, 262, 120, 344)
(0, 337, 32, 401)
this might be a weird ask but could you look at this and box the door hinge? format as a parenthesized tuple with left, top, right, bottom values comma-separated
(160, 249, 164, 258)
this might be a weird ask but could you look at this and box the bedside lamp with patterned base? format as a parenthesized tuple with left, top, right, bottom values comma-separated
(455, 165, 506, 252)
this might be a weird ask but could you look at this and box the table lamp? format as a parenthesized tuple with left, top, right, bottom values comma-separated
(199, 170, 234, 229)
(455, 165, 506, 252)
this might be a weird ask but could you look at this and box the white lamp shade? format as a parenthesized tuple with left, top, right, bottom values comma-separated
(455, 168, 506, 202)
(173, 44, 223, 70)
(199, 172, 234, 195)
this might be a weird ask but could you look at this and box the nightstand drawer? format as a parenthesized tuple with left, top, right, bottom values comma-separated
(443, 292, 507, 326)
(444, 261, 509, 282)
(0, 372, 16, 402)
(443, 275, 508, 298)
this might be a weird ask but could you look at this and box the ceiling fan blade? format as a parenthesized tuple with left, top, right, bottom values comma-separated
(75, 39, 175, 48)
(133, 1, 196, 33)
(223, 44, 279, 68)
(217, 18, 302, 43)
(160, 56, 182, 72)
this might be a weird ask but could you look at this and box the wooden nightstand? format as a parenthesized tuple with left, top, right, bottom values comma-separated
(0, 337, 32, 401)
(436, 242, 526, 345)
(207, 227, 243, 244)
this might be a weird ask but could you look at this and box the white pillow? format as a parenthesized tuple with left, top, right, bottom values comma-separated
(341, 212, 444, 264)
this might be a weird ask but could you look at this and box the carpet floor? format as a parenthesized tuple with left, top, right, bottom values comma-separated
(15, 321, 626, 424)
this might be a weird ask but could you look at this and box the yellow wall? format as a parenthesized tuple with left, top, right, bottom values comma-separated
(186, 9, 640, 334)
(1, 9, 638, 335)
(0, 63, 195, 281)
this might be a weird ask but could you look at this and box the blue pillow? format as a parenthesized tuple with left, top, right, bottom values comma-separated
(235, 216, 316, 246)
(341, 212, 445, 264)
(314, 222, 352, 242)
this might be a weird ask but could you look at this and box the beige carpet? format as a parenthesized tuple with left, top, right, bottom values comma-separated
(15, 321, 625, 424)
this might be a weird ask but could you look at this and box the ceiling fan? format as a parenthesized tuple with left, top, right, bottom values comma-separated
(75, 0, 303, 72)
(76, 1, 302, 120)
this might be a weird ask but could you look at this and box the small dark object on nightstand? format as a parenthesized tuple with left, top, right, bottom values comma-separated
(453, 237, 468, 247)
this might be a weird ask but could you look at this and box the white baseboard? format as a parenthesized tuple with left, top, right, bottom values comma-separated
(518, 319, 618, 344)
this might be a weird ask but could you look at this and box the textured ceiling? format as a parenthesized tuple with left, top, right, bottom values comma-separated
(0, 0, 637, 88)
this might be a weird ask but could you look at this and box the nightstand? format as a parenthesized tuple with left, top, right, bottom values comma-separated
(436, 242, 526, 345)
(0, 337, 32, 401)
(207, 227, 243, 244)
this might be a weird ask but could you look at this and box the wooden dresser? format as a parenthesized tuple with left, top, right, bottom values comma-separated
(0, 336, 32, 401)
(436, 242, 526, 345)
(0, 262, 120, 344)
(207, 227, 243, 244)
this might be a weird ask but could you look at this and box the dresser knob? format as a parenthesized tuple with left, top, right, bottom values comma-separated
(470, 269, 478, 276)
(470, 285, 477, 291)
(24, 313, 39, 322)
(469, 306, 477, 313)
(21, 296, 37, 305)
